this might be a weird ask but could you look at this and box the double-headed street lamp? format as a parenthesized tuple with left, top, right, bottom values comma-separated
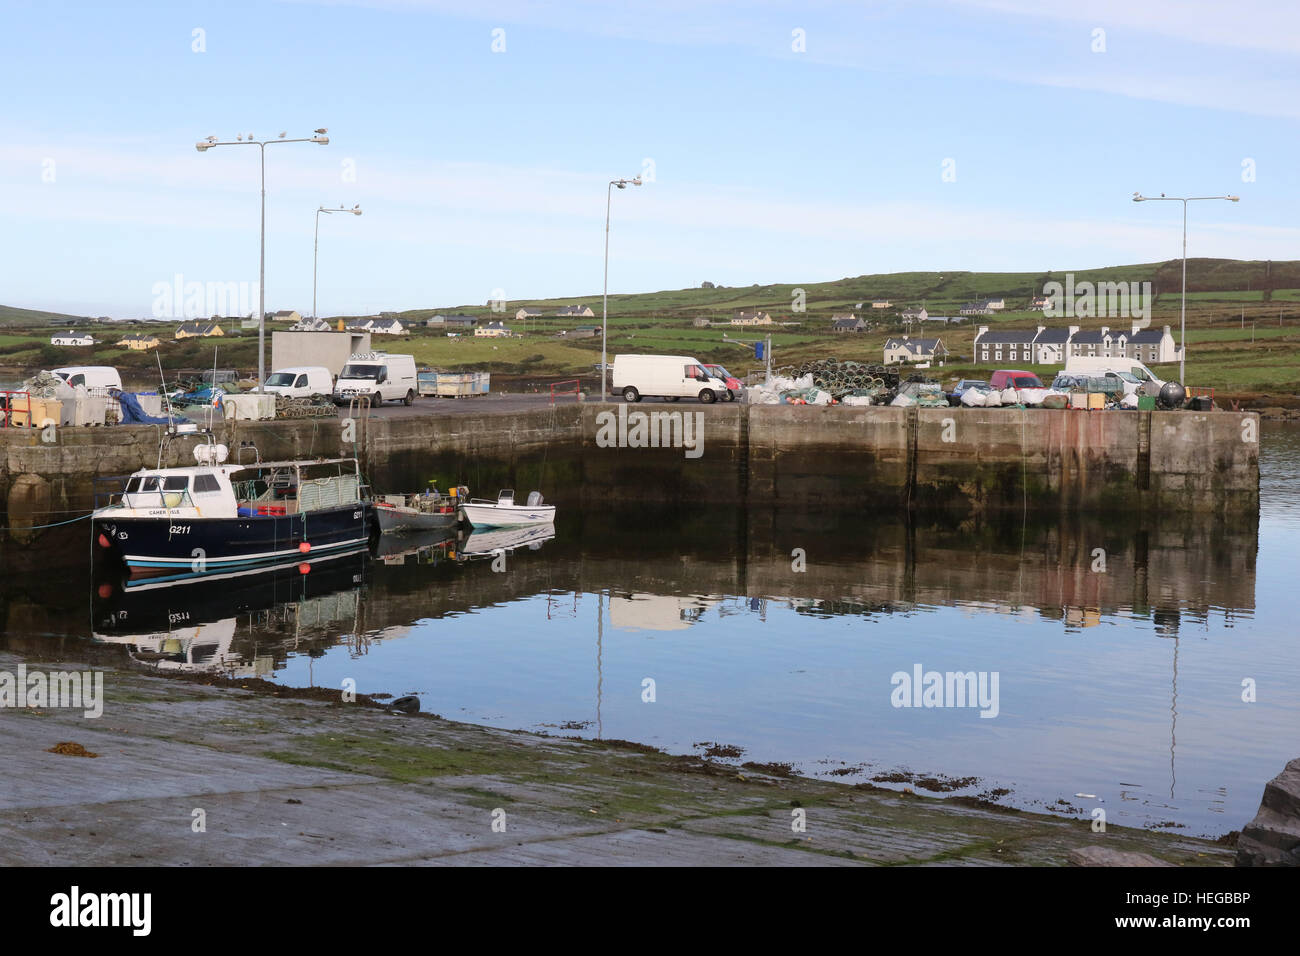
(196, 129, 330, 390)
(602, 176, 642, 401)
(1132, 192, 1239, 384)
(314, 204, 362, 320)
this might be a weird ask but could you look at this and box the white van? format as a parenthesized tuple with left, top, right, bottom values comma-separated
(53, 366, 122, 391)
(333, 352, 418, 406)
(1062, 356, 1168, 393)
(612, 354, 729, 404)
(263, 366, 333, 399)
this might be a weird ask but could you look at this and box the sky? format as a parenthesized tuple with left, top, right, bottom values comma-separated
(1, 0, 1298, 318)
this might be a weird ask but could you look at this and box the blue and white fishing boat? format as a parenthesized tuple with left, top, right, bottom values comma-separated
(92, 440, 370, 587)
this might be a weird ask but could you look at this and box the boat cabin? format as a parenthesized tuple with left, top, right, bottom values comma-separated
(105, 455, 363, 521)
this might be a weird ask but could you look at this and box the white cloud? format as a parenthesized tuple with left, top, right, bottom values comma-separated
(948, 0, 1300, 56)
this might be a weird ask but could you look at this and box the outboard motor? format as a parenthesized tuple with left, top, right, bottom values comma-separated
(1157, 381, 1186, 409)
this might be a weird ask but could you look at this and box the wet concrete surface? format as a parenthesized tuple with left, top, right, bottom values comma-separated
(0, 654, 1236, 866)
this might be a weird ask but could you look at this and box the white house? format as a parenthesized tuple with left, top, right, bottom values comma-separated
(973, 325, 1081, 365)
(884, 336, 948, 365)
(731, 310, 772, 326)
(1033, 326, 1076, 365)
(369, 317, 405, 335)
(515, 308, 544, 322)
(556, 305, 595, 318)
(51, 331, 95, 346)
(1125, 324, 1177, 364)
(475, 320, 512, 337)
(901, 306, 928, 323)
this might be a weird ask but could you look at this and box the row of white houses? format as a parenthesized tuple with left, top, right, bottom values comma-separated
(972, 324, 1179, 366)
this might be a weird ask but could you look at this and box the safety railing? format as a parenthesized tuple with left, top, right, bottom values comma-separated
(549, 379, 581, 404)
(0, 390, 30, 428)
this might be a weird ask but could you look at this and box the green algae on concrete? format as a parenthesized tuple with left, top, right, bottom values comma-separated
(0, 654, 1236, 866)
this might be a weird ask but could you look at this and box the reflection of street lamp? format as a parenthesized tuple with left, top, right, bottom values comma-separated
(602, 177, 641, 401)
(1132, 192, 1239, 384)
(314, 205, 362, 320)
(196, 130, 330, 390)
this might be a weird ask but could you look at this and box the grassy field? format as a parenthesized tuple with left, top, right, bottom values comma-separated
(5, 257, 1300, 402)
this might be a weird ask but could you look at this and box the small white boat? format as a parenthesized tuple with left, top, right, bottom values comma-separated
(461, 489, 556, 528)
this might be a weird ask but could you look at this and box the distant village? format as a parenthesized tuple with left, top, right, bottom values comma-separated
(40, 291, 1176, 369)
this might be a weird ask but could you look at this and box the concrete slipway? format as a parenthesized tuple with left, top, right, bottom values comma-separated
(0, 654, 1233, 866)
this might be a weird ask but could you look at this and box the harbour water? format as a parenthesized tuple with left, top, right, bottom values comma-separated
(3, 423, 1297, 838)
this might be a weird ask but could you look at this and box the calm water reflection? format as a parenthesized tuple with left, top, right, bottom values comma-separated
(3, 424, 1298, 837)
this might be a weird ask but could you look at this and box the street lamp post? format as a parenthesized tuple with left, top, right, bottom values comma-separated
(314, 204, 362, 321)
(1132, 192, 1239, 384)
(196, 130, 330, 390)
(602, 176, 642, 401)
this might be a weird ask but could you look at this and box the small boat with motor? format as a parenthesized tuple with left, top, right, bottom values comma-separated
(93, 434, 370, 588)
(460, 489, 556, 528)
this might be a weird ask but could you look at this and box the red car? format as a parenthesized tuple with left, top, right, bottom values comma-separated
(703, 364, 741, 402)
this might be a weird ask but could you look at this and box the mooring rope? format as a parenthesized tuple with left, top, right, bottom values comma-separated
(0, 512, 93, 532)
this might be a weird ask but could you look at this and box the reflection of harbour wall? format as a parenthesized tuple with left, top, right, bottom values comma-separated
(1, 510, 1256, 669)
(739, 518, 1257, 627)
(0, 404, 1259, 535)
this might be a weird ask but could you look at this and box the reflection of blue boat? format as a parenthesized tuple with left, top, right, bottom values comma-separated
(93, 442, 369, 588)
(94, 546, 367, 625)
(93, 547, 367, 673)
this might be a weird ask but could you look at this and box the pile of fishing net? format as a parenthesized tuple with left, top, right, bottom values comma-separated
(782, 359, 899, 401)
(275, 393, 338, 418)
(20, 370, 76, 399)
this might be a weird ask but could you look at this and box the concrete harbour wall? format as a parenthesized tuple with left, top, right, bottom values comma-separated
(0, 403, 1260, 529)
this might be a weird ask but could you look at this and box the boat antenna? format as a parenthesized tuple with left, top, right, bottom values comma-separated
(156, 348, 174, 429)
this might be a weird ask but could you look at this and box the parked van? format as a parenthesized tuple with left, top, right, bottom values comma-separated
(612, 354, 729, 404)
(988, 369, 1049, 405)
(263, 366, 333, 399)
(53, 366, 122, 391)
(703, 363, 741, 402)
(332, 352, 418, 406)
(1063, 356, 1168, 392)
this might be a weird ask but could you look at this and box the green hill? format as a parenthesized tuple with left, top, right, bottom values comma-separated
(5, 258, 1300, 402)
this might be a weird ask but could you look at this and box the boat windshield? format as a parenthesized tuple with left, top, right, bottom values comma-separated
(340, 364, 380, 380)
(126, 475, 160, 493)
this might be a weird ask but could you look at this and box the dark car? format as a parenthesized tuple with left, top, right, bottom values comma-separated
(948, 378, 989, 405)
